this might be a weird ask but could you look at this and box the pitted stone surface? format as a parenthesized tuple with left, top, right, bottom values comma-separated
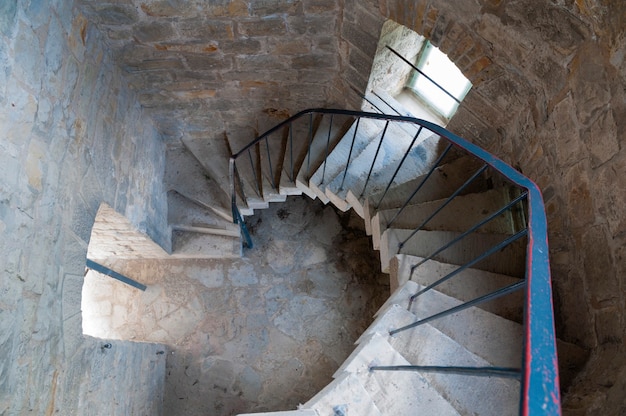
(82, 196, 389, 415)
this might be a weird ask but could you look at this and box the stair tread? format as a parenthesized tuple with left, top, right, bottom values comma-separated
(390, 254, 524, 322)
(331, 333, 461, 416)
(379, 228, 526, 277)
(365, 304, 520, 416)
(311, 118, 386, 211)
(171, 230, 241, 259)
(324, 125, 440, 217)
(378, 281, 524, 368)
(295, 114, 353, 200)
(167, 191, 237, 231)
(363, 155, 487, 234)
(371, 188, 517, 250)
(302, 372, 383, 416)
(164, 146, 233, 221)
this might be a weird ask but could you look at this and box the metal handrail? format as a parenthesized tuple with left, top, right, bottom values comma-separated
(229, 108, 560, 415)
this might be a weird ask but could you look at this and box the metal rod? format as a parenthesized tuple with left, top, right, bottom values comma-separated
(339, 117, 361, 191)
(265, 136, 277, 190)
(247, 148, 261, 196)
(360, 120, 390, 198)
(409, 228, 529, 304)
(386, 45, 461, 104)
(320, 114, 334, 184)
(289, 122, 294, 182)
(379, 143, 452, 214)
(398, 164, 489, 249)
(369, 365, 521, 379)
(376, 126, 424, 207)
(306, 113, 313, 179)
(233, 206, 253, 248)
(86, 259, 147, 291)
(410, 192, 529, 272)
(390, 280, 526, 336)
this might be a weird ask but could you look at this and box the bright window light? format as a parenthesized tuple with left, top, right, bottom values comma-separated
(408, 42, 472, 119)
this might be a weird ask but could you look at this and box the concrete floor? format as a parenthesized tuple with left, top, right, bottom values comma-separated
(82, 196, 389, 415)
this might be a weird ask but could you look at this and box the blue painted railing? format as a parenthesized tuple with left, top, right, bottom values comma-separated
(229, 109, 560, 415)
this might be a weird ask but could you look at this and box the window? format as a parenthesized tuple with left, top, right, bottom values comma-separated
(407, 41, 472, 119)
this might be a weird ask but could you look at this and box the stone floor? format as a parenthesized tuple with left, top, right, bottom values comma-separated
(81, 196, 390, 415)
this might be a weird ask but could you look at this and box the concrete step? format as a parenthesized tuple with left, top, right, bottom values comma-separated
(279, 114, 322, 196)
(323, 124, 440, 217)
(295, 114, 353, 201)
(164, 145, 234, 221)
(379, 281, 524, 368)
(371, 188, 517, 250)
(359, 304, 520, 415)
(171, 230, 242, 259)
(332, 332, 460, 416)
(390, 254, 524, 322)
(379, 229, 526, 277)
(167, 191, 239, 236)
(302, 372, 383, 416)
(308, 118, 384, 212)
(363, 155, 488, 235)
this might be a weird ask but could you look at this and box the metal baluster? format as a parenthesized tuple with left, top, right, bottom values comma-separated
(390, 280, 526, 336)
(376, 126, 424, 203)
(410, 192, 528, 273)
(397, 164, 488, 250)
(320, 114, 334, 184)
(379, 143, 452, 214)
(289, 122, 294, 182)
(265, 136, 277, 190)
(339, 117, 361, 190)
(369, 365, 521, 379)
(247, 148, 261, 196)
(306, 112, 313, 179)
(360, 120, 390, 198)
(409, 228, 528, 305)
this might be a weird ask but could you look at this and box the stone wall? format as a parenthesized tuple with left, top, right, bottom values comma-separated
(78, 0, 350, 155)
(357, 0, 625, 411)
(0, 0, 169, 413)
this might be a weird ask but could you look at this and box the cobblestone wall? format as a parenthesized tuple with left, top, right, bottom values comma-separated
(0, 0, 168, 413)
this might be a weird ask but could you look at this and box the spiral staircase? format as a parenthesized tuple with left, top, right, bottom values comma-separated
(163, 94, 586, 415)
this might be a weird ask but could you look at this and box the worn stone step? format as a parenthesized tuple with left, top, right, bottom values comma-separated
(363, 155, 488, 235)
(370, 304, 520, 416)
(164, 145, 234, 221)
(302, 372, 383, 416)
(332, 332, 461, 416)
(324, 123, 439, 217)
(167, 191, 239, 235)
(390, 254, 524, 322)
(379, 228, 526, 277)
(310, 117, 386, 212)
(295, 114, 353, 201)
(279, 114, 323, 196)
(171, 230, 242, 259)
(371, 188, 517, 250)
(377, 281, 524, 369)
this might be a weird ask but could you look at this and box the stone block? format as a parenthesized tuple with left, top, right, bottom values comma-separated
(550, 94, 585, 168)
(291, 53, 338, 70)
(178, 18, 234, 40)
(249, 0, 301, 16)
(584, 109, 619, 168)
(91, 4, 138, 26)
(134, 21, 175, 43)
(341, 21, 378, 58)
(238, 17, 287, 37)
(564, 161, 595, 229)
